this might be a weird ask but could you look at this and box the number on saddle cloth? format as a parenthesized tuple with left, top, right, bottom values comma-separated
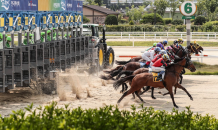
(152, 71, 165, 82)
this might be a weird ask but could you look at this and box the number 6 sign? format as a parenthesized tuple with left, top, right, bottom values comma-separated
(180, 1, 197, 16)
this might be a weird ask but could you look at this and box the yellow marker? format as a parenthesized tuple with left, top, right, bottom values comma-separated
(61, 16, 63, 23)
(75, 15, 77, 22)
(25, 17, 28, 25)
(17, 17, 21, 26)
(55, 16, 58, 23)
(0, 18, 4, 27)
(32, 17, 35, 24)
(50, 16, 52, 23)
(43, 16, 46, 24)
(66, 16, 69, 23)
(71, 16, 73, 22)
(9, 17, 13, 26)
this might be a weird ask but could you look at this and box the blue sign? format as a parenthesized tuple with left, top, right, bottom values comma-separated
(0, 0, 38, 11)
(66, 0, 73, 11)
(76, 1, 82, 12)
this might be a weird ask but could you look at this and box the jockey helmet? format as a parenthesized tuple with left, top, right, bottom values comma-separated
(7, 37, 11, 42)
(163, 40, 168, 45)
(173, 40, 178, 45)
(177, 38, 184, 43)
(162, 54, 169, 60)
(160, 50, 167, 55)
(194, 40, 197, 44)
(153, 43, 157, 47)
(166, 46, 172, 51)
(154, 47, 161, 53)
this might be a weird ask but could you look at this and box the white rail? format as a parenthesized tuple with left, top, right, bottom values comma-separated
(100, 32, 218, 41)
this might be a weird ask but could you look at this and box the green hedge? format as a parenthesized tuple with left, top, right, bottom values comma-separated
(163, 18, 172, 24)
(1, 102, 218, 129)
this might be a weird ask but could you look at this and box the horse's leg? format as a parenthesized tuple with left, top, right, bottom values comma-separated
(117, 84, 138, 103)
(124, 83, 128, 91)
(179, 75, 183, 84)
(151, 87, 156, 99)
(132, 93, 135, 99)
(140, 86, 150, 95)
(120, 84, 125, 93)
(175, 83, 193, 101)
(135, 90, 145, 103)
(174, 87, 177, 94)
(168, 86, 178, 108)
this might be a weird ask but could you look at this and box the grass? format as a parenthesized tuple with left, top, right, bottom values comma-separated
(107, 41, 218, 47)
(185, 62, 218, 75)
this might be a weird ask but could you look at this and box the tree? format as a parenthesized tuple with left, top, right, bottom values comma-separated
(84, 0, 98, 5)
(154, 0, 168, 17)
(105, 15, 118, 25)
(83, 15, 90, 23)
(94, 0, 103, 6)
(169, 0, 179, 21)
(142, 0, 151, 7)
(196, 0, 206, 15)
(140, 13, 164, 25)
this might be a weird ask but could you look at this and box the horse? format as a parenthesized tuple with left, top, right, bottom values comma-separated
(190, 43, 204, 53)
(113, 57, 196, 108)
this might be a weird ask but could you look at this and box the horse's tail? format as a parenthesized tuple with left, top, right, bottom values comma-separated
(109, 66, 124, 78)
(115, 59, 131, 65)
(103, 66, 122, 74)
(99, 75, 112, 80)
(113, 75, 135, 90)
(116, 70, 134, 80)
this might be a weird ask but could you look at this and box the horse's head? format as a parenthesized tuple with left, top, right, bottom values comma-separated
(188, 43, 198, 54)
(182, 57, 196, 72)
(196, 45, 204, 53)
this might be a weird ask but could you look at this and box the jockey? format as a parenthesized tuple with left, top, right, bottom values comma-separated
(157, 40, 168, 50)
(150, 50, 166, 66)
(146, 43, 157, 51)
(175, 38, 184, 48)
(166, 46, 179, 60)
(152, 54, 171, 81)
(141, 47, 161, 67)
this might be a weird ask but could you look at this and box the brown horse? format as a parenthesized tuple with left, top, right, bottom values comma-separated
(113, 57, 196, 108)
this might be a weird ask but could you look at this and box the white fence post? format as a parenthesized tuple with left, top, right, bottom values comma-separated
(215, 33, 216, 39)
(144, 32, 145, 39)
(121, 32, 122, 39)
(155, 34, 156, 41)
(208, 34, 209, 41)
(167, 32, 168, 40)
(129, 34, 130, 41)
(181, 34, 182, 38)
(133, 37, 134, 47)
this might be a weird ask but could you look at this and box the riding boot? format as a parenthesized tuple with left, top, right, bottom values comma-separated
(156, 74, 162, 81)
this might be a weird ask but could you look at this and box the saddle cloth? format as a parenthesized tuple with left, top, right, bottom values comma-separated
(152, 72, 162, 82)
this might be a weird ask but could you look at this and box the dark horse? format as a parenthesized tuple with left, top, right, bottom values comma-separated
(113, 57, 196, 108)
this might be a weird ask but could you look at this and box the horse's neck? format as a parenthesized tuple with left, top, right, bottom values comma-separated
(167, 63, 185, 75)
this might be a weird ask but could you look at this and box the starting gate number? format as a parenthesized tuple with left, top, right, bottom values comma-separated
(180, 1, 197, 16)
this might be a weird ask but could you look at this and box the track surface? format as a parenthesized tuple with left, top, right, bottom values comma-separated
(0, 47, 218, 118)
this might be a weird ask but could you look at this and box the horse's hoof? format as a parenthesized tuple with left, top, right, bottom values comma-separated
(174, 105, 179, 108)
(142, 100, 146, 103)
(190, 97, 193, 101)
(152, 97, 156, 99)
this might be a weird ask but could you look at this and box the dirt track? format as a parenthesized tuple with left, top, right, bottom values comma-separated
(0, 47, 218, 118)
